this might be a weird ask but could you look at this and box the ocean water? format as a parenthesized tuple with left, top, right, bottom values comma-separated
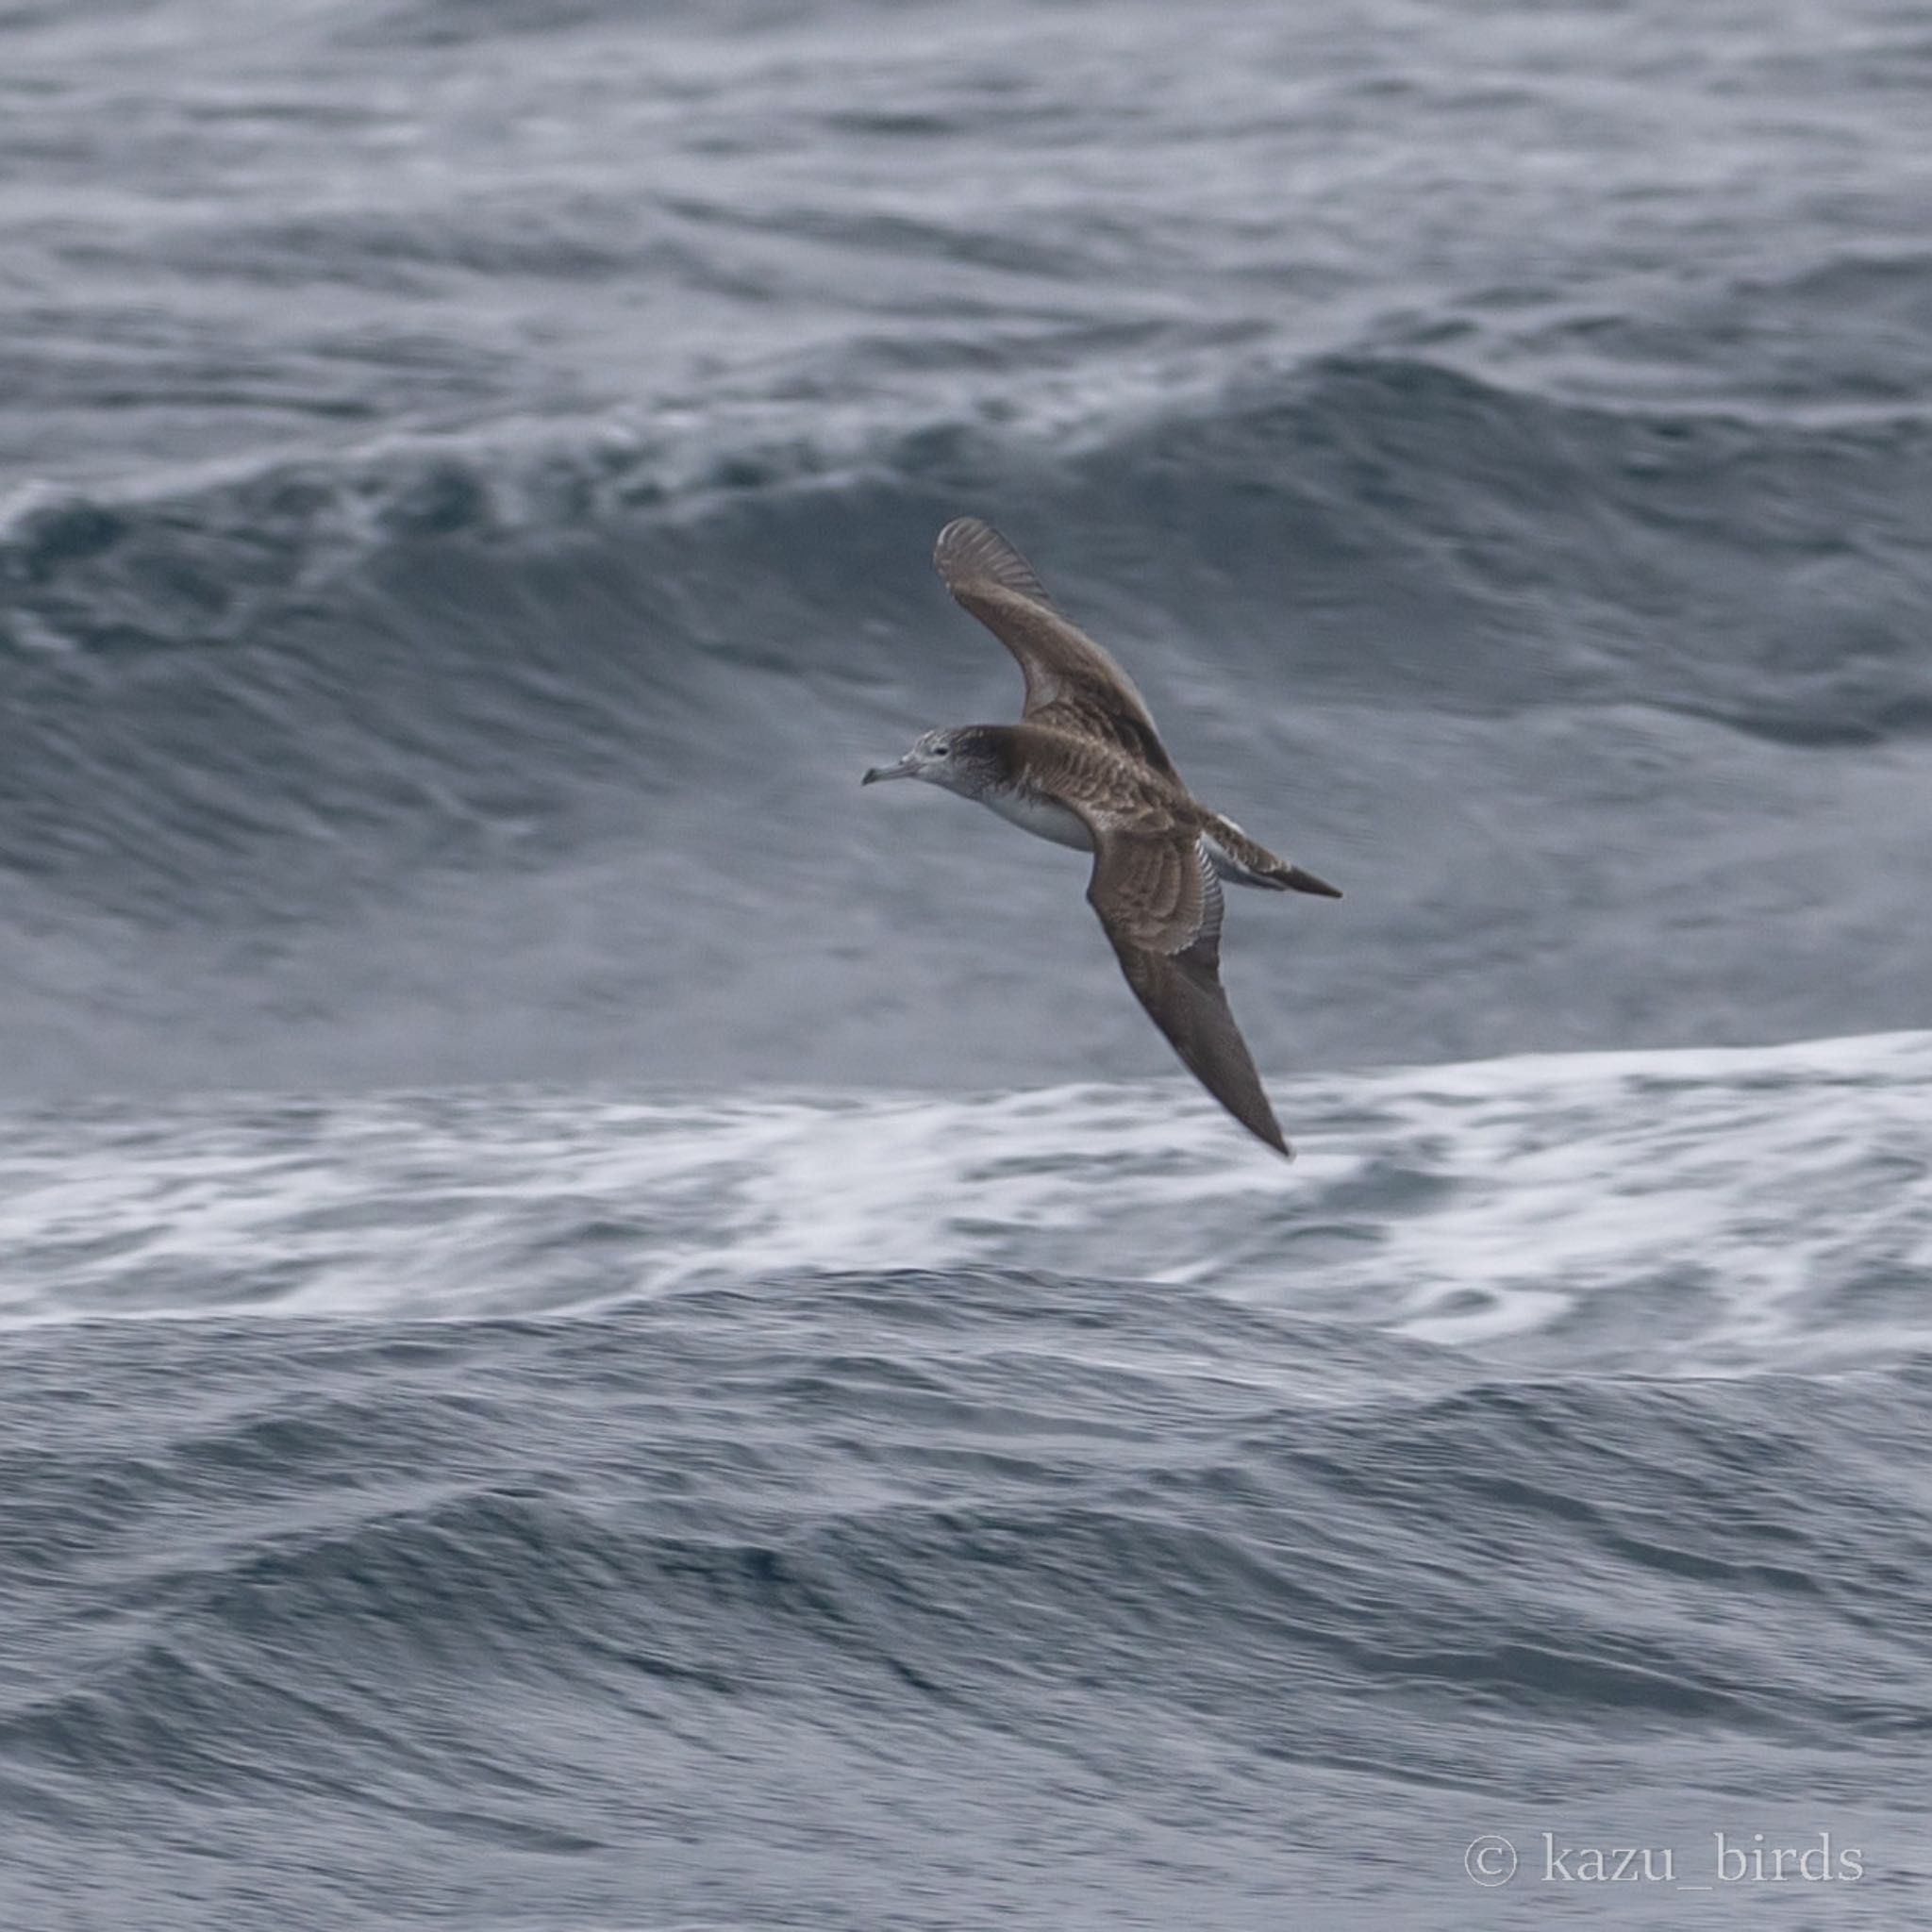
(3, 0, 1931, 1925)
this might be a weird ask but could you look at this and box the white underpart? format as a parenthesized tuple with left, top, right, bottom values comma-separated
(1202, 834, 1265, 884)
(981, 787, 1092, 852)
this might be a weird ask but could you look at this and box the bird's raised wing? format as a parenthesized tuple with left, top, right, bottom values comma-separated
(1085, 825, 1291, 1157)
(934, 517, 1176, 776)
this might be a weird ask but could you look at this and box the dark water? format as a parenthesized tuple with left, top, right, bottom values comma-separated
(2, 0, 1930, 1925)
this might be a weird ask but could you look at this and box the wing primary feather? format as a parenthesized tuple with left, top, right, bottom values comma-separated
(934, 516, 1057, 607)
(932, 516, 1177, 776)
(1087, 834, 1291, 1158)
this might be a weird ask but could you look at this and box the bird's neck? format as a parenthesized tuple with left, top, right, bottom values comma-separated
(936, 724, 1024, 801)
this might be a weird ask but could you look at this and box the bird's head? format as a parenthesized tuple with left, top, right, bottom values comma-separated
(861, 726, 1001, 799)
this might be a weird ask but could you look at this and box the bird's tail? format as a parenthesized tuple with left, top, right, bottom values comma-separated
(1203, 813, 1342, 898)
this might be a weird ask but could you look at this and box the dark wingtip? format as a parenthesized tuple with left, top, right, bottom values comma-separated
(1284, 865, 1342, 899)
(933, 515, 1055, 606)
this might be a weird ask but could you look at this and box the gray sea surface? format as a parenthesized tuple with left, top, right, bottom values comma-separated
(2, 1, 1930, 1926)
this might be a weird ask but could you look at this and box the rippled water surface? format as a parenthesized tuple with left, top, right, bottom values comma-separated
(3, 1, 1930, 1925)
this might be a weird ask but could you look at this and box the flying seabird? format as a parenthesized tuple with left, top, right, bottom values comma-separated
(863, 517, 1341, 1158)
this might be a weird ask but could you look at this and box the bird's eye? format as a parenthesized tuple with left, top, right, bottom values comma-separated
(932, 740, 950, 756)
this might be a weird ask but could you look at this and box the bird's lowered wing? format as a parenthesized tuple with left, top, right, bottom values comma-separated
(933, 516, 1177, 776)
(1084, 824, 1291, 1158)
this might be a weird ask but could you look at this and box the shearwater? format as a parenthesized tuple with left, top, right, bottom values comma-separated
(864, 517, 1341, 1158)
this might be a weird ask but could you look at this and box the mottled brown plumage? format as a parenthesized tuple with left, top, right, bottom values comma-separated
(933, 516, 1178, 778)
(863, 517, 1341, 1158)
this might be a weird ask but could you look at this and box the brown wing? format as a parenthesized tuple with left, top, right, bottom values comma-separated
(934, 517, 1176, 776)
(1086, 828, 1291, 1158)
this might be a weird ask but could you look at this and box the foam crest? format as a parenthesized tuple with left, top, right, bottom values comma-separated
(2, 1030, 1926, 1374)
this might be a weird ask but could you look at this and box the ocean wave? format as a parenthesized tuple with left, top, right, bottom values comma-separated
(5, 1272, 1926, 1824)
(7, 1208, 1926, 1930)
(8, 3, 1932, 1921)
(4, 351, 1931, 1092)
(6, 351, 1930, 691)
(4, 349, 1929, 843)
(3, 1030, 1926, 1375)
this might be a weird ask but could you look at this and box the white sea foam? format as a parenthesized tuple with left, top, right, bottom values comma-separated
(2, 1029, 1927, 1374)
